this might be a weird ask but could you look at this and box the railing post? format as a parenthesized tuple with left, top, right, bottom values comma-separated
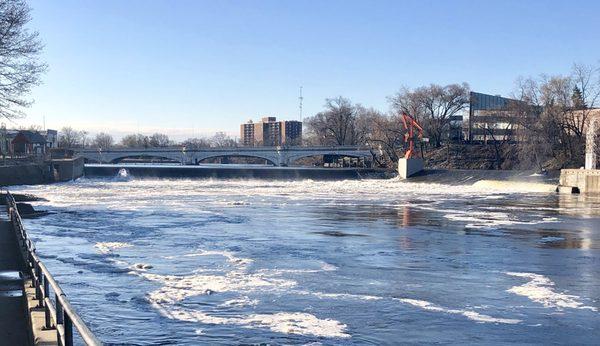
(28, 250, 35, 275)
(64, 313, 73, 346)
(56, 295, 63, 345)
(43, 277, 52, 329)
(38, 271, 45, 308)
(36, 266, 44, 307)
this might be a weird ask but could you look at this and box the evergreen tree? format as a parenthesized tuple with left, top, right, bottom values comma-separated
(571, 85, 586, 109)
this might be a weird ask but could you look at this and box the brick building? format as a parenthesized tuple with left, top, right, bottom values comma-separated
(240, 117, 302, 146)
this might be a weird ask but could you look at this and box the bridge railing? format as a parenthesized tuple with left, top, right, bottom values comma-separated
(76, 145, 373, 152)
(4, 189, 102, 346)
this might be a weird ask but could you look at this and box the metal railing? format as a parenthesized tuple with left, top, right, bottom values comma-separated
(4, 190, 102, 346)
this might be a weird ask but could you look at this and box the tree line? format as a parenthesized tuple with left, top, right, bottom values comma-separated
(303, 84, 471, 167)
(303, 63, 600, 170)
(57, 128, 238, 150)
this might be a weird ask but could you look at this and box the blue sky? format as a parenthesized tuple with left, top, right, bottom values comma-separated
(18, 0, 600, 139)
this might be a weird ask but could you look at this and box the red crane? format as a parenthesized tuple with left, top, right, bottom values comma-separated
(400, 113, 424, 159)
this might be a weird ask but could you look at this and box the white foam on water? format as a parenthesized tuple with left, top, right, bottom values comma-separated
(506, 272, 598, 311)
(472, 180, 557, 193)
(395, 298, 521, 324)
(320, 262, 338, 271)
(242, 312, 349, 338)
(294, 290, 382, 301)
(139, 270, 296, 304)
(131, 250, 350, 339)
(177, 250, 254, 267)
(130, 263, 153, 271)
(161, 306, 350, 338)
(94, 242, 132, 254)
(440, 209, 558, 229)
(219, 296, 259, 307)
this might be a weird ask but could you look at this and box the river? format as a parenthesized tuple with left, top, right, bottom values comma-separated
(12, 177, 600, 345)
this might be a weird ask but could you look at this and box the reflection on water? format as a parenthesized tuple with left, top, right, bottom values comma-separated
(11, 178, 600, 345)
(559, 193, 600, 217)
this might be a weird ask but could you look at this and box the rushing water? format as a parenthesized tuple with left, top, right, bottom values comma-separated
(12, 177, 600, 345)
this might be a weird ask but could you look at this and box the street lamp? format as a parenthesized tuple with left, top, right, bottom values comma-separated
(181, 146, 187, 165)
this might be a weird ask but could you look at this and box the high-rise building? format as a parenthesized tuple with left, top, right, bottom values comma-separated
(240, 117, 302, 147)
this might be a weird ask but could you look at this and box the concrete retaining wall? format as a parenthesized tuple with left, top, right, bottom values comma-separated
(559, 169, 600, 193)
(0, 164, 51, 186)
(0, 157, 84, 186)
(50, 157, 85, 182)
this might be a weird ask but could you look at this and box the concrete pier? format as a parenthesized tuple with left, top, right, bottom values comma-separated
(398, 158, 424, 179)
(559, 169, 600, 193)
(0, 219, 29, 345)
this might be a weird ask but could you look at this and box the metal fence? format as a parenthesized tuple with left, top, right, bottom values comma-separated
(4, 190, 102, 346)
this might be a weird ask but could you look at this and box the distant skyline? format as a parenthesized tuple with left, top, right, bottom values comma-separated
(11, 0, 600, 140)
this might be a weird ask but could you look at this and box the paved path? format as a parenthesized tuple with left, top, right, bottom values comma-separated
(0, 219, 30, 345)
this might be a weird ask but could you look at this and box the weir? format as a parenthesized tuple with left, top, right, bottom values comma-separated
(1, 190, 101, 346)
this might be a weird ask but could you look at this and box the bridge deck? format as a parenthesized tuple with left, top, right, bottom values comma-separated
(0, 219, 29, 345)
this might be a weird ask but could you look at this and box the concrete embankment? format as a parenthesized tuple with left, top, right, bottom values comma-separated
(85, 164, 391, 180)
(559, 169, 600, 193)
(0, 157, 84, 186)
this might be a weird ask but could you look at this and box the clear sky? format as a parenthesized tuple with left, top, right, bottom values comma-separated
(16, 0, 600, 139)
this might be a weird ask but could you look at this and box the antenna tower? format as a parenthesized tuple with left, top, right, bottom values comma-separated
(299, 86, 303, 122)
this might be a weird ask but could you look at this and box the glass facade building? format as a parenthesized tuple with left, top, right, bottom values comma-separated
(466, 91, 519, 142)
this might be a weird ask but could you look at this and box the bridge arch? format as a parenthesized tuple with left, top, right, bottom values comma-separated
(192, 153, 278, 166)
(109, 154, 182, 164)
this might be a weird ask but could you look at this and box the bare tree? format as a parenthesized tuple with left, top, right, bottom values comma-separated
(91, 132, 113, 149)
(210, 132, 237, 148)
(148, 133, 171, 147)
(304, 97, 358, 146)
(121, 133, 149, 148)
(181, 137, 210, 149)
(478, 110, 517, 169)
(0, 0, 47, 120)
(565, 63, 600, 137)
(509, 69, 600, 170)
(367, 113, 405, 167)
(58, 127, 84, 148)
(389, 83, 470, 147)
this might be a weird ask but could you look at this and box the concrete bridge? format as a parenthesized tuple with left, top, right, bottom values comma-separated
(76, 146, 374, 166)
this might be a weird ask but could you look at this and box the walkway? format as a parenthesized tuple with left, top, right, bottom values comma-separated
(0, 218, 29, 345)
